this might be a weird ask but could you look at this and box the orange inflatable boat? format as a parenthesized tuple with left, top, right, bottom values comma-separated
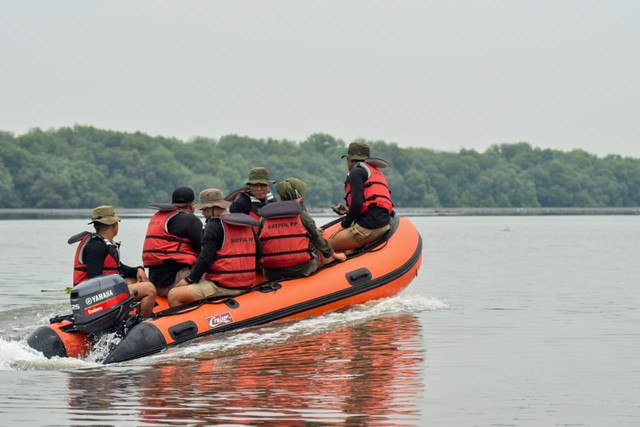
(27, 215, 422, 364)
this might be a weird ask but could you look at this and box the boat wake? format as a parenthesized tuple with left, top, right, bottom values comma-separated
(1, 293, 446, 371)
(0, 337, 100, 371)
(138, 293, 447, 364)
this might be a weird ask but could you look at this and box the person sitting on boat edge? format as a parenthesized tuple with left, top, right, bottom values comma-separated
(328, 141, 394, 252)
(229, 167, 277, 220)
(71, 206, 156, 318)
(259, 177, 346, 281)
(168, 188, 263, 307)
(142, 187, 203, 297)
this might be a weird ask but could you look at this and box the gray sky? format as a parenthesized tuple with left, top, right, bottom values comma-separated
(1, 1, 638, 158)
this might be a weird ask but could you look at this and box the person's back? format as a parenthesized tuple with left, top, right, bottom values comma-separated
(260, 178, 345, 280)
(260, 200, 314, 279)
(343, 161, 392, 229)
(168, 188, 261, 307)
(204, 215, 258, 287)
(143, 187, 202, 296)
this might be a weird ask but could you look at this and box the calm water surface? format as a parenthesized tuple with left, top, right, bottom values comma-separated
(0, 215, 638, 426)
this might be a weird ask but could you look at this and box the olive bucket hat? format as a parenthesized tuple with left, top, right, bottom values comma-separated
(89, 205, 121, 225)
(341, 141, 370, 161)
(246, 167, 275, 185)
(195, 188, 231, 210)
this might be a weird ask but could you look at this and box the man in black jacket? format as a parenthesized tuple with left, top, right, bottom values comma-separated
(168, 188, 263, 307)
(77, 206, 157, 318)
(328, 142, 394, 252)
(230, 167, 277, 219)
(143, 187, 203, 297)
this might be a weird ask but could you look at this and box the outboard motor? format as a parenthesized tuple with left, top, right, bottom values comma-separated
(70, 274, 139, 336)
(27, 274, 140, 359)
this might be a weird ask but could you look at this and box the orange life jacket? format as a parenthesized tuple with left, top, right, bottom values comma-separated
(142, 209, 199, 267)
(259, 200, 312, 269)
(345, 162, 393, 215)
(73, 232, 120, 286)
(204, 214, 257, 288)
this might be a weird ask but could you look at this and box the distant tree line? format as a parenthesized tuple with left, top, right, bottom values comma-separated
(1, 125, 639, 209)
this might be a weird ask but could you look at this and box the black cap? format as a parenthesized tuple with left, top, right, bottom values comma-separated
(172, 187, 195, 204)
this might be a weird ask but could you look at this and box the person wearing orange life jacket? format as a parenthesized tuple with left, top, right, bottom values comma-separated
(259, 178, 346, 281)
(72, 232, 119, 286)
(142, 187, 202, 297)
(71, 205, 156, 318)
(328, 141, 394, 252)
(168, 188, 263, 307)
(230, 167, 277, 220)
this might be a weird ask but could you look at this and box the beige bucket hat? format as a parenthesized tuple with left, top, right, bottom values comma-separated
(195, 188, 231, 210)
(89, 205, 121, 225)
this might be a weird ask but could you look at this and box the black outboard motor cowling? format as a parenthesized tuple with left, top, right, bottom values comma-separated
(70, 274, 137, 335)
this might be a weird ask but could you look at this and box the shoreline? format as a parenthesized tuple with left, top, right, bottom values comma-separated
(390, 207, 640, 216)
(1, 207, 639, 220)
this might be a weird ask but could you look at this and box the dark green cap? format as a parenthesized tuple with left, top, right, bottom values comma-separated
(341, 142, 370, 161)
(246, 167, 275, 185)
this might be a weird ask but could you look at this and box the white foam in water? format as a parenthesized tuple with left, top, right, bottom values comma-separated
(151, 293, 447, 362)
(0, 337, 99, 371)
(85, 332, 123, 363)
(365, 293, 449, 313)
(3, 293, 447, 368)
